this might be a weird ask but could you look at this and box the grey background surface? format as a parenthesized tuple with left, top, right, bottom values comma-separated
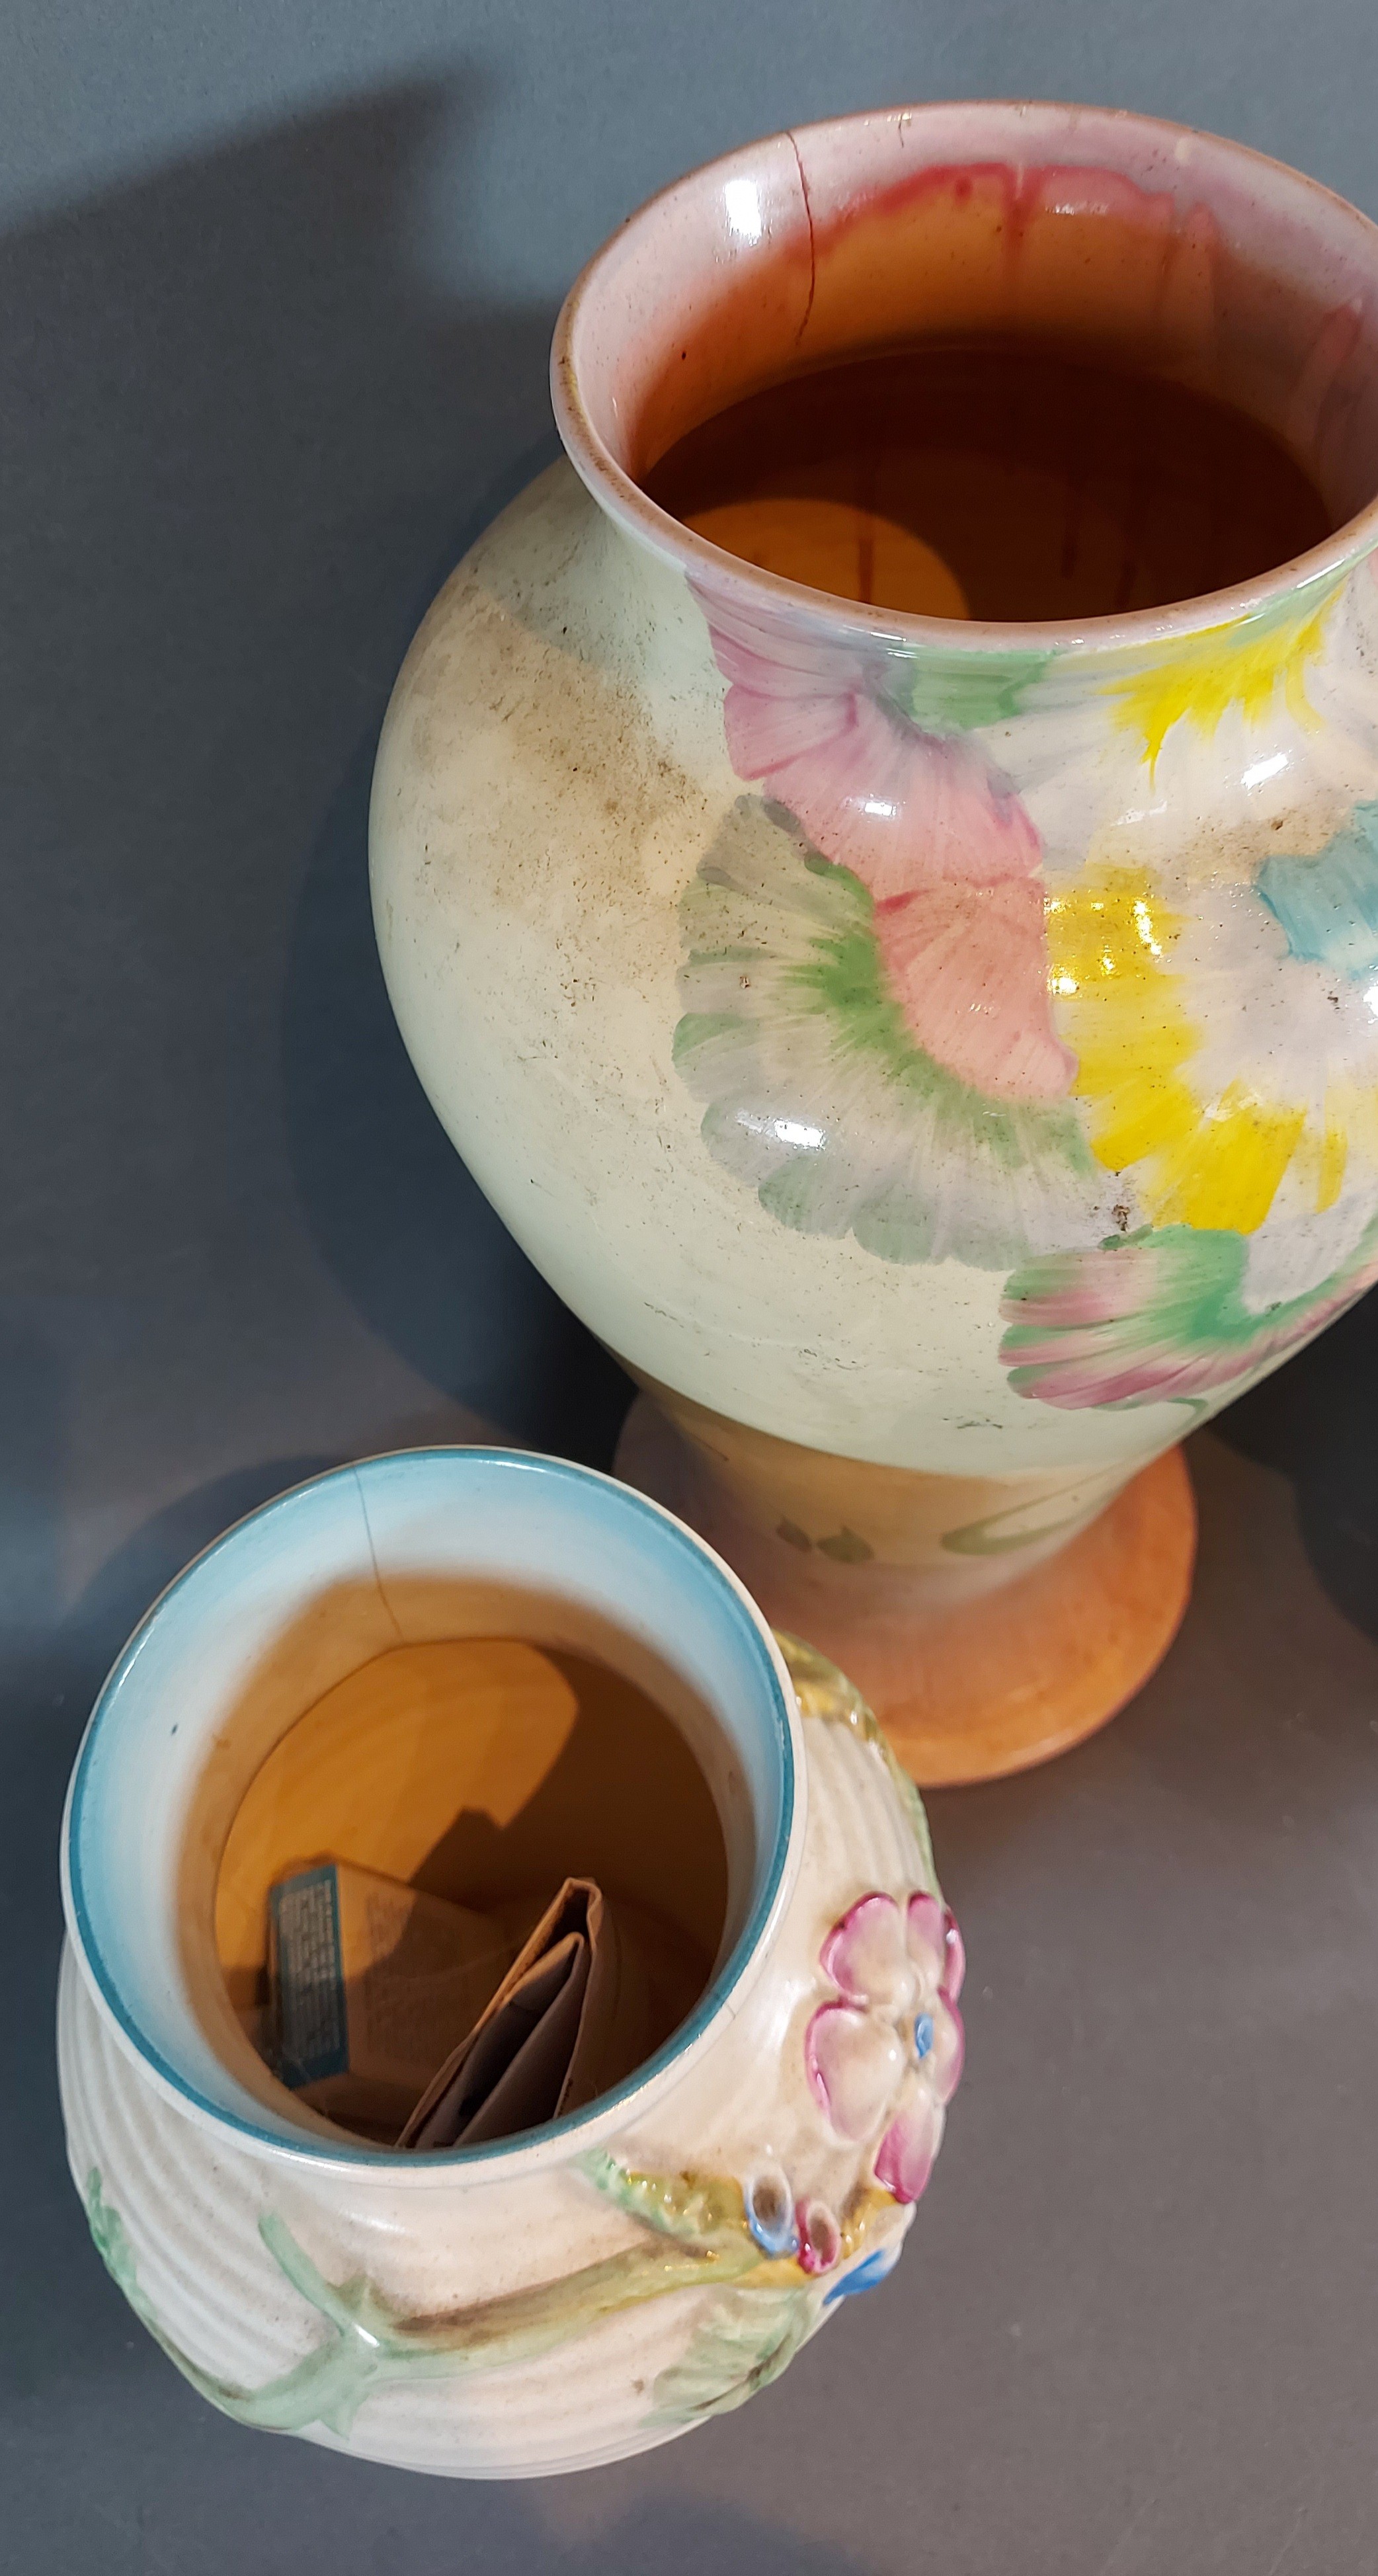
(4, 5, 1378, 2569)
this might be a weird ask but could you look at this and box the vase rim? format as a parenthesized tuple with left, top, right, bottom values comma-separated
(552, 99, 1378, 655)
(61, 1446, 805, 2181)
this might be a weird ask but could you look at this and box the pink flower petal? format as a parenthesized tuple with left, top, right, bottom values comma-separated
(1010, 1346, 1242, 1408)
(805, 2001, 905, 2141)
(699, 587, 1043, 878)
(926, 2000, 965, 2106)
(1000, 1244, 1164, 1331)
(730, 686, 1043, 906)
(724, 681, 857, 779)
(822, 1892, 912, 2007)
(905, 1891, 946, 1985)
(796, 2196, 842, 2276)
(1001, 1228, 1378, 1415)
(696, 586, 871, 699)
(694, 590, 1074, 1108)
(873, 875, 1075, 1102)
(816, 717, 1041, 901)
(874, 2075, 943, 2206)
(942, 1911, 965, 2004)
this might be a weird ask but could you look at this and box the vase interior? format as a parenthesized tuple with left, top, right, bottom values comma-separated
(65, 1454, 796, 2159)
(560, 103, 1378, 608)
(211, 1616, 730, 2142)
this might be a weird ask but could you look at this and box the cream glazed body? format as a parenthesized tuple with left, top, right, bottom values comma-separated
(58, 1453, 962, 2478)
(372, 103, 1378, 1639)
(371, 454, 1154, 1493)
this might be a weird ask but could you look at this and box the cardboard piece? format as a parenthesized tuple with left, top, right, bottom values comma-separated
(268, 1860, 704, 2148)
(269, 1861, 514, 2135)
(398, 1875, 651, 2150)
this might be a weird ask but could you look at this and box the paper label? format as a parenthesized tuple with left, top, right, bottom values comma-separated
(270, 1865, 348, 2089)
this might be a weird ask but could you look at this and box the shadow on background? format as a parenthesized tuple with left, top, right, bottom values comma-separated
(13, 67, 1378, 2576)
(0, 69, 632, 2471)
(1, 69, 631, 1468)
(507, 2502, 871, 2576)
(284, 730, 632, 1463)
(0, 1440, 336, 2401)
(1213, 1280, 1378, 1642)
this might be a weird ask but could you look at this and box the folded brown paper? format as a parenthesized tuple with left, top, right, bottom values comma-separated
(399, 1875, 651, 2150)
(270, 1861, 514, 2135)
(268, 1859, 701, 2148)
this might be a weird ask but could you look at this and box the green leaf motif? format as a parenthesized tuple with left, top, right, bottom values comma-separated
(81, 2153, 794, 2446)
(815, 1526, 874, 1564)
(575, 2149, 751, 2248)
(672, 1008, 747, 1068)
(940, 1478, 1109, 1556)
(1000, 1215, 1378, 1414)
(673, 799, 1111, 1272)
(649, 2288, 817, 2426)
(894, 646, 1058, 735)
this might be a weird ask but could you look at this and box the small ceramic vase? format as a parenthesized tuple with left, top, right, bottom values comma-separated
(371, 103, 1378, 1782)
(59, 1450, 961, 2479)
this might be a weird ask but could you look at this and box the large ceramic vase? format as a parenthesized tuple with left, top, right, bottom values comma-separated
(59, 1451, 959, 2477)
(371, 102, 1378, 1783)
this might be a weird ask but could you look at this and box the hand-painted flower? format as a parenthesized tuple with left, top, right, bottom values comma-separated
(805, 1890, 965, 2207)
(1256, 799, 1378, 983)
(1101, 583, 1338, 770)
(674, 797, 1119, 1269)
(1045, 811, 1378, 1258)
(697, 590, 1074, 1104)
(1000, 1215, 1378, 1412)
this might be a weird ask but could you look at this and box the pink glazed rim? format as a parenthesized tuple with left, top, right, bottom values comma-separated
(551, 100, 1378, 653)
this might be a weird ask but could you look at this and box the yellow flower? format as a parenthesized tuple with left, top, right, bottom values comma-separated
(1104, 583, 1340, 770)
(1045, 868, 1339, 1234)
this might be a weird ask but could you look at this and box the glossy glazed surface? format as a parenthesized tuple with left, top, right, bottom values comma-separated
(58, 1452, 957, 2475)
(616, 1397, 1197, 1784)
(644, 337, 1332, 620)
(372, 108, 1378, 1533)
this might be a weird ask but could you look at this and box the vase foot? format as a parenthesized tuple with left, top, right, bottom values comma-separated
(614, 1400, 1197, 1788)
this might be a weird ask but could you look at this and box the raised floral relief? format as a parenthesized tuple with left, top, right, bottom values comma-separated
(806, 1889, 965, 2206)
(83, 2156, 898, 2439)
(83, 1645, 957, 2439)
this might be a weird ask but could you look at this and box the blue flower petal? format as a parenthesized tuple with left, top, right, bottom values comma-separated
(1256, 802, 1378, 980)
(744, 2165, 800, 2259)
(912, 2011, 935, 2061)
(823, 2239, 903, 2305)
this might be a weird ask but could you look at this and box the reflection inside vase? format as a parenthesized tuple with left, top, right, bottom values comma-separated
(643, 339, 1334, 619)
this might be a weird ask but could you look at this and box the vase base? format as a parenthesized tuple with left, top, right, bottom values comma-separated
(614, 1402, 1197, 1788)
